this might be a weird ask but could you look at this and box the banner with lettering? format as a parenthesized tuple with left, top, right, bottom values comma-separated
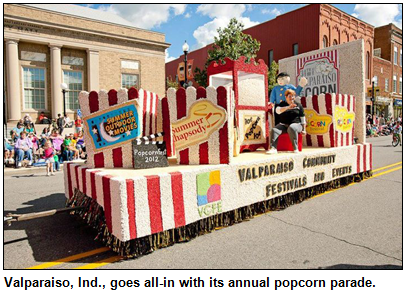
(296, 49, 339, 97)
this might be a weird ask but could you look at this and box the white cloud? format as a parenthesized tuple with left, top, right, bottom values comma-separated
(185, 12, 191, 19)
(193, 4, 259, 49)
(165, 49, 176, 63)
(96, 4, 187, 29)
(261, 7, 282, 17)
(353, 4, 402, 27)
(196, 4, 246, 19)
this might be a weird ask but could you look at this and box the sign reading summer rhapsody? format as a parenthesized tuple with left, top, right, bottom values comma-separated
(296, 49, 339, 97)
(172, 100, 227, 150)
(84, 100, 140, 150)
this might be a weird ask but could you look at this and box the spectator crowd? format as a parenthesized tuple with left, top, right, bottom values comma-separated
(4, 113, 86, 171)
(366, 113, 402, 138)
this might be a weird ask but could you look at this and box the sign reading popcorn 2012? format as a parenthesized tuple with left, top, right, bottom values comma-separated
(172, 100, 227, 150)
(85, 100, 141, 150)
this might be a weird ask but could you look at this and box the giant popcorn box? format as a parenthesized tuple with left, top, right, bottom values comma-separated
(78, 88, 162, 168)
(207, 56, 269, 152)
(300, 93, 355, 148)
(164, 86, 233, 165)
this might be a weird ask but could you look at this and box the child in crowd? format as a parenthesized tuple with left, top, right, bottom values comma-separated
(43, 140, 55, 176)
(53, 153, 60, 172)
(69, 134, 80, 160)
(75, 116, 83, 134)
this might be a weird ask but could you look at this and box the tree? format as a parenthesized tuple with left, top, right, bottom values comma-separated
(268, 61, 279, 94)
(194, 18, 261, 87)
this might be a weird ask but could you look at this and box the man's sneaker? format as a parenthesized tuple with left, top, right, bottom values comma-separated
(266, 148, 278, 155)
(17, 162, 22, 167)
(293, 149, 300, 153)
(28, 160, 33, 166)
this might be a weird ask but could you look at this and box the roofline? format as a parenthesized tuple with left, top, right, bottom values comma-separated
(375, 22, 402, 31)
(4, 15, 171, 49)
(17, 4, 166, 37)
(323, 4, 375, 28)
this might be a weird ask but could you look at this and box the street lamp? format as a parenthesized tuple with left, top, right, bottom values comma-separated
(60, 82, 68, 117)
(182, 40, 189, 88)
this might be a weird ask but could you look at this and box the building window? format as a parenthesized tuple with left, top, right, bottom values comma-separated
(122, 74, 139, 89)
(400, 77, 402, 94)
(293, 44, 299, 56)
(23, 67, 46, 110)
(366, 52, 370, 80)
(323, 36, 329, 48)
(333, 39, 338, 46)
(394, 46, 398, 65)
(393, 75, 397, 93)
(372, 76, 378, 85)
(63, 70, 83, 110)
(385, 79, 389, 92)
(268, 50, 274, 66)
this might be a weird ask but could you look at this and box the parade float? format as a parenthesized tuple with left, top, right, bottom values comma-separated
(63, 40, 372, 257)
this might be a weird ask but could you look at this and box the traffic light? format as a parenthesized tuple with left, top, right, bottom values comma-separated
(367, 87, 380, 97)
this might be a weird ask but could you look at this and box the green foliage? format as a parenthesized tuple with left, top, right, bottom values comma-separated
(166, 76, 178, 90)
(194, 67, 208, 88)
(194, 18, 261, 87)
(268, 61, 279, 94)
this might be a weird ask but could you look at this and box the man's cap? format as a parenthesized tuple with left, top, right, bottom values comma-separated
(276, 72, 290, 79)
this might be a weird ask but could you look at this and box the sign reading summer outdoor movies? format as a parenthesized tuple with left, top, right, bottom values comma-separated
(172, 100, 227, 150)
(296, 49, 339, 97)
(85, 100, 140, 150)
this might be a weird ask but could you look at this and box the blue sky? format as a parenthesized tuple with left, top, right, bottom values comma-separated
(77, 4, 403, 62)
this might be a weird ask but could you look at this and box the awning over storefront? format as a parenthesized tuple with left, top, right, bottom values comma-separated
(394, 99, 402, 107)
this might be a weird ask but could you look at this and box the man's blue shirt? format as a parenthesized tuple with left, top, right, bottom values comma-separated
(269, 84, 303, 104)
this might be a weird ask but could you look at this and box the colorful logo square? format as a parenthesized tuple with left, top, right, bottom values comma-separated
(196, 170, 221, 207)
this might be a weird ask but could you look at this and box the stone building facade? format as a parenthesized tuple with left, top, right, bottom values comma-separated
(373, 24, 402, 119)
(4, 4, 169, 123)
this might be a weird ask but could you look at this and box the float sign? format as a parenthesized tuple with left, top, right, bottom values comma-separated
(296, 49, 339, 97)
(172, 100, 227, 150)
(85, 100, 140, 151)
(132, 140, 168, 169)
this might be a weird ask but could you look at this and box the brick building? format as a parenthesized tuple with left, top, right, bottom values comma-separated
(373, 23, 402, 119)
(4, 4, 169, 123)
(166, 4, 374, 93)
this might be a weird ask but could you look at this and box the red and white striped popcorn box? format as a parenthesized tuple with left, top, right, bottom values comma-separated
(301, 93, 355, 148)
(78, 88, 161, 169)
(166, 86, 233, 165)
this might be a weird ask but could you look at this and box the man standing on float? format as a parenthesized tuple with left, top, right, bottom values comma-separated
(269, 73, 308, 125)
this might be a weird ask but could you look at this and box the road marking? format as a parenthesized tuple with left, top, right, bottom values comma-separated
(27, 247, 110, 269)
(372, 161, 402, 173)
(371, 166, 402, 178)
(73, 255, 123, 269)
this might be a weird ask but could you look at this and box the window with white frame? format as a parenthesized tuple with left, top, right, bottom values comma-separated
(393, 75, 397, 93)
(121, 74, 139, 89)
(23, 67, 46, 110)
(385, 78, 389, 92)
(394, 46, 398, 65)
(63, 70, 83, 110)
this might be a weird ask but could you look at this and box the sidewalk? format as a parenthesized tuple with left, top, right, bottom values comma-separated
(3, 160, 85, 175)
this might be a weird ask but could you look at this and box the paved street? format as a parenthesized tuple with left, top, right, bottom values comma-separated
(4, 136, 402, 269)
